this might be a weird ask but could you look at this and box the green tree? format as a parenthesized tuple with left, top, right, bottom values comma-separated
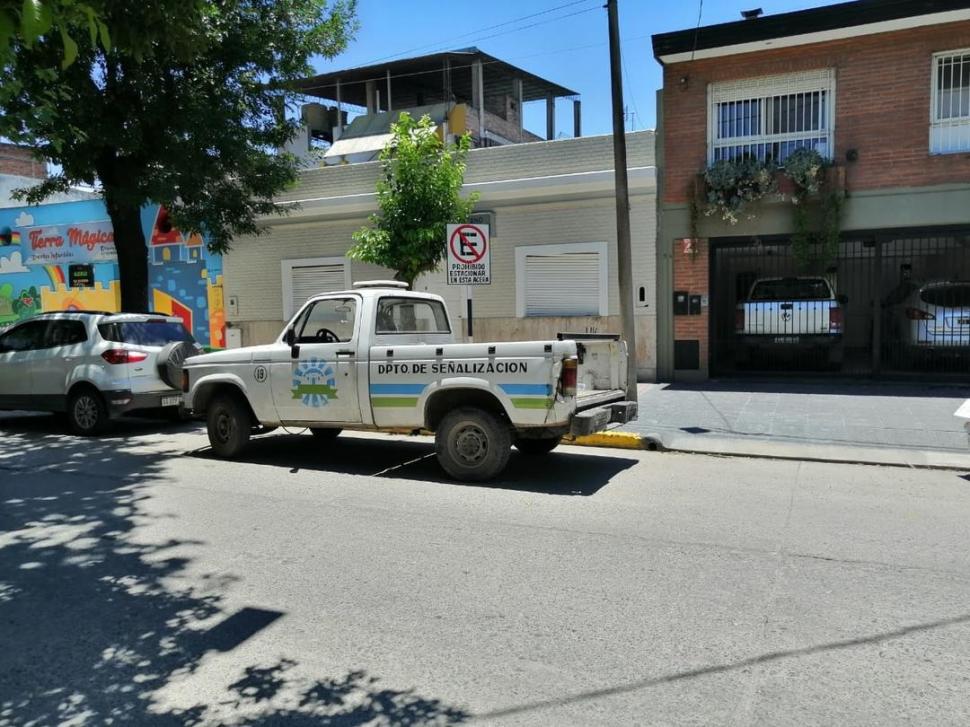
(349, 113, 478, 289)
(0, 0, 109, 69)
(0, 0, 357, 310)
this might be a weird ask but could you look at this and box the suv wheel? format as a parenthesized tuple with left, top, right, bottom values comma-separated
(435, 407, 511, 482)
(206, 395, 252, 458)
(68, 388, 109, 436)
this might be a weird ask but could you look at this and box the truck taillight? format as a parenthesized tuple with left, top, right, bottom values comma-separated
(561, 357, 578, 397)
(181, 369, 190, 393)
(905, 307, 935, 321)
(735, 307, 745, 332)
(829, 306, 844, 333)
(101, 349, 148, 365)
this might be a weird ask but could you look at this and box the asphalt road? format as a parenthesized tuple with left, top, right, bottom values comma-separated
(1, 413, 969, 726)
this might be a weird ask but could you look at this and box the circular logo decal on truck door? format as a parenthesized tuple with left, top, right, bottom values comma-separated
(291, 358, 338, 407)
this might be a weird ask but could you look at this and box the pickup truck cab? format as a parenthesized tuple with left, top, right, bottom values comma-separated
(183, 281, 637, 481)
(735, 276, 846, 369)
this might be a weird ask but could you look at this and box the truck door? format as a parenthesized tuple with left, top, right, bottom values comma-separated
(270, 296, 361, 424)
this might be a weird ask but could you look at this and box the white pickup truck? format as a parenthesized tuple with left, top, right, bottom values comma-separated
(735, 276, 846, 368)
(182, 282, 637, 481)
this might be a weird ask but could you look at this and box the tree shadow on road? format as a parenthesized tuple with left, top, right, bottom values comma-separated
(190, 432, 639, 496)
(0, 421, 468, 725)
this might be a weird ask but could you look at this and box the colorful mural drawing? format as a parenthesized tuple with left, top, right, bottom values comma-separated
(0, 199, 225, 346)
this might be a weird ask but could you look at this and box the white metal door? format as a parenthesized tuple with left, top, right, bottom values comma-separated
(270, 296, 361, 424)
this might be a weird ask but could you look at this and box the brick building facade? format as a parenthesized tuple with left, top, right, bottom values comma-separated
(0, 144, 44, 180)
(652, 0, 970, 380)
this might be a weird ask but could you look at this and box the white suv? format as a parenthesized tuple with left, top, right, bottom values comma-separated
(0, 311, 201, 434)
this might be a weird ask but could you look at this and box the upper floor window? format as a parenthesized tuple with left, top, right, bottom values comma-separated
(709, 69, 835, 165)
(930, 50, 970, 154)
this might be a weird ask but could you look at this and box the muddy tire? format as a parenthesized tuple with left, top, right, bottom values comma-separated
(514, 436, 561, 456)
(310, 427, 342, 441)
(206, 394, 251, 458)
(435, 407, 511, 482)
(67, 387, 109, 436)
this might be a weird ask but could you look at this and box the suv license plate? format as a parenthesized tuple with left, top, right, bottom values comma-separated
(774, 336, 800, 344)
(161, 395, 181, 407)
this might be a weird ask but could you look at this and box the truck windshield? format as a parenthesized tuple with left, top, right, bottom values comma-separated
(750, 279, 832, 301)
(98, 320, 194, 346)
(376, 297, 450, 334)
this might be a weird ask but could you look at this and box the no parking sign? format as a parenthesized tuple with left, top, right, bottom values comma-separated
(446, 223, 490, 285)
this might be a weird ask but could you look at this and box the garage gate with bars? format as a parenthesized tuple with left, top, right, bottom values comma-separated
(710, 227, 970, 377)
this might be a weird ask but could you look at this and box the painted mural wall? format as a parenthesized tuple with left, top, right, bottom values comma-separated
(0, 199, 225, 348)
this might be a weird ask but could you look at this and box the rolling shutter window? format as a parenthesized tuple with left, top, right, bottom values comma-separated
(525, 252, 600, 316)
(289, 263, 346, 317)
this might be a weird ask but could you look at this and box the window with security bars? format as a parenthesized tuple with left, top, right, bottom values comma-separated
(709, 70, 835, 164)
(930, 50, 970, 154)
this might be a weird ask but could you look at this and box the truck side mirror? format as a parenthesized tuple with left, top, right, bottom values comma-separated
(837, 294, 849, 306)
(284, 328, 300, 359)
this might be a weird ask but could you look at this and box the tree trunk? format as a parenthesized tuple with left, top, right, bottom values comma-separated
(105, 194, 149, 312)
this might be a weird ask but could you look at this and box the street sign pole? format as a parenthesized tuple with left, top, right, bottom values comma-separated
(446, 223, 490, 341)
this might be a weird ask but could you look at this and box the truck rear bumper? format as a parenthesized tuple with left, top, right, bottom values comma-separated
(570, 400, 638, 437)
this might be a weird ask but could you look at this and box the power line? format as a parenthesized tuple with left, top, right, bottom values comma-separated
(690, 0, 704, 62)
(359, 0, 600, 66)
(622, 56, 641, 130)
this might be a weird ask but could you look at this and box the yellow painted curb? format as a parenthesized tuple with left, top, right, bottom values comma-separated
(565, 431, 647, 450)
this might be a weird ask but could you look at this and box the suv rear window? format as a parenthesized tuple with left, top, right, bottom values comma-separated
(920, 284, 970, 308)
(98, 320, 194, 346)
(749, 279, 833, 301)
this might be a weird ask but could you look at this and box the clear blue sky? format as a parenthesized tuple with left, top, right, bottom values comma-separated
(311, 0, 835, 138)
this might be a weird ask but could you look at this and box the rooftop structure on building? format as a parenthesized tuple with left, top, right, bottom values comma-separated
(652, 0, 970, 63)
(289, 47, 581, 165)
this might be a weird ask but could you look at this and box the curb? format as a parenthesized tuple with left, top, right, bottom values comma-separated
(565, 430, 970, 471)
(565, 431, 663, 451)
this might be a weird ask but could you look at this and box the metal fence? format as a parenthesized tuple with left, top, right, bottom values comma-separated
(710, 227, 970, 377)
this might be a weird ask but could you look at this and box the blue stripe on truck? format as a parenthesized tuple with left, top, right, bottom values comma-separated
(370, 383, 427, 395)
(498, 383, 552, 396)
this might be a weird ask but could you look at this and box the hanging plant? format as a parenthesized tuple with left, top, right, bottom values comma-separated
(784, 148, 846, 271)
(703, 157, 777, 225)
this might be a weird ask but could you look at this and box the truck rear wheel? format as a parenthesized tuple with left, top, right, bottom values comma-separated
(514, 436, 561, 456)
(206, 394, 251, 458)
(435, 407, 511, 482)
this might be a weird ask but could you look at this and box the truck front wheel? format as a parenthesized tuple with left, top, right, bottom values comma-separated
(514, 436, 561, 456)
(435, 407, 511, 482)
(206, 394, 252, 458)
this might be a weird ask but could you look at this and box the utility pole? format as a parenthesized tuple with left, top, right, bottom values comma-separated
(607, 0, 638, 398)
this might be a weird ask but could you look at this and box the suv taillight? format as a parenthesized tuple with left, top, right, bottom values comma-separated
(101, 349, 148, 365)
(181, 369, 190, 393)
(735, 307, 745, 333)
(905, 307, 935, 321)
(829, 306, 843, 333)
(561, 357, 578, 397)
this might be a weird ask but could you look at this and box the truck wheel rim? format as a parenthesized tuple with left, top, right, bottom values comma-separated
(74, 396, 98, 430)
(454, 424, 488, 465)
(216, 412, 235, 442)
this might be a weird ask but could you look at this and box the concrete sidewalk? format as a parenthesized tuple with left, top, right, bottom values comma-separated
(602, 380, 970, 469)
